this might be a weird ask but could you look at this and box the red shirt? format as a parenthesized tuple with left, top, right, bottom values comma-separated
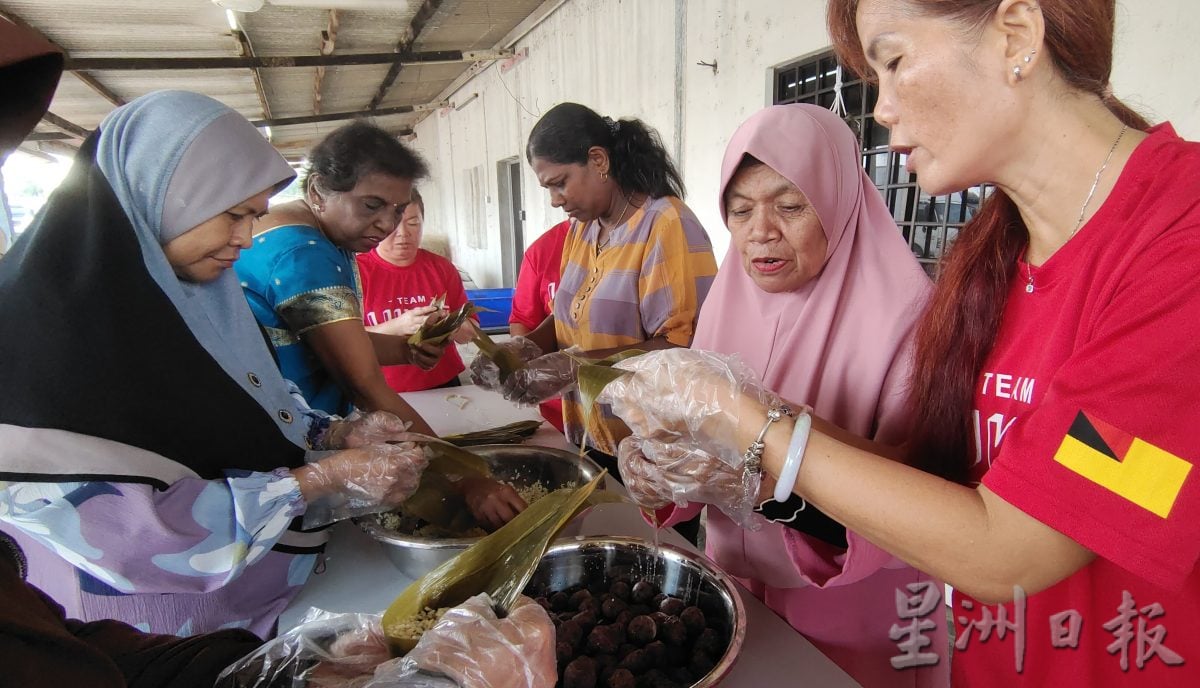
(511, 221, 570, 432)
(356, 248, 467, 392)
(509, 221, 569, 331)
(957, 125, 1200, 686)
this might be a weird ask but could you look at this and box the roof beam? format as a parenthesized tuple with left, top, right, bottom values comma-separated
(64, 49, 512, 71)
(0, 7, 125, 107)
(232, 28, 273, 121)
(71, 71, 125, 107)
(25, 131, 75, 142)
(313, 9, 340, 116)
(41, 112, 90, 139)
(16, 145, 58, 162)
(250, 102, 442, 128)
(366, 0, 446, 111)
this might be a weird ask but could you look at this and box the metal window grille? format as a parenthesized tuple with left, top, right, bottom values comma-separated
(774, 52, 992, 274)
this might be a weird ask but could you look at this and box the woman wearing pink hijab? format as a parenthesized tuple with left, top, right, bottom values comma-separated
(631, 103, 946, 687)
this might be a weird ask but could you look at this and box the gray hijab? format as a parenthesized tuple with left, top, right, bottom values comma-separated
(95, 90, 307, 447)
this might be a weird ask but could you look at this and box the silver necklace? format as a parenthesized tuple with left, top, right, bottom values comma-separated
(1025, 123, 1128, 294)
(597, 193, 632, 252)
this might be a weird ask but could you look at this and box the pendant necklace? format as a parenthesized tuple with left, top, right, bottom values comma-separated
(597, 192, 632, 253)
(1025, 123, 1127, 294)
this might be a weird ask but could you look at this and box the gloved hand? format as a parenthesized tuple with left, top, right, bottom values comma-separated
(397, 593, 556, 688)
(618, 436, 763, 530)
(457, 476, 528, 531)
(599, 348, 781, 467)
(216, 595, 556, 688)
(295, 442, 429, 528)
(469, 336, 543, 391)
(498, 349, 582, 406)
(323, 411, 413, 450)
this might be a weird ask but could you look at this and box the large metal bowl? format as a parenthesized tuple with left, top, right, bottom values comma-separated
(525, 536, 747, 688)
(358, 443, 603, 579)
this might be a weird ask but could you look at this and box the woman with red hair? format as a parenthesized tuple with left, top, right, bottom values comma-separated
(598, 1, 1200, 685)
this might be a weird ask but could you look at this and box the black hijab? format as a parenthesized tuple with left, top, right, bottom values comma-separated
(0, 91, 306, 486)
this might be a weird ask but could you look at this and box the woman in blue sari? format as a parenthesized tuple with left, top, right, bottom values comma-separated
(236, 122, 526, 527)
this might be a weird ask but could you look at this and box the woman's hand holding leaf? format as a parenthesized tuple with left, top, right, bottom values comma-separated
(468, 335, 542, 391)
(498, 348, 582, 406)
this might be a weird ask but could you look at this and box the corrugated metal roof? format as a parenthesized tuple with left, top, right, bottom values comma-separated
(9, 0, 557, 157)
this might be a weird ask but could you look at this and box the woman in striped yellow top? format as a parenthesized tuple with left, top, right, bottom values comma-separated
(472, 102, 718, 472)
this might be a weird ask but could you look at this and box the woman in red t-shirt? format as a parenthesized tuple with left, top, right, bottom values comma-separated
(358, 190, 476, 393)
(597, 1, 1200, 686)
(508, 220, 571, 433)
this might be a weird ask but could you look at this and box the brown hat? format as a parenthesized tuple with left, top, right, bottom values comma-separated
(0, 17, 64, 156)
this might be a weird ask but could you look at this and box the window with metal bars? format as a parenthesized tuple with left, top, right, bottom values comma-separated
(774, 51, 991, 274)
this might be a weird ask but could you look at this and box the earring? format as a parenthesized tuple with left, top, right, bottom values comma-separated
(1024, 50, 1035, 64)
(1013, 65, 1023, 80)
(600, 171, 609, 182)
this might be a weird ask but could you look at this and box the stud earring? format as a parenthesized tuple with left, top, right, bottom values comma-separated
(1024, 49, 1036, 64)
(1013, 65, 1023, 80)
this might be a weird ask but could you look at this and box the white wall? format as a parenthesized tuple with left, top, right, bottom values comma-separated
(411, 0, 1200, 287)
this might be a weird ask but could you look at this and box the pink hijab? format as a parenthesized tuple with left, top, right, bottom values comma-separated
(687, 105, 945, 688)
(694, 103, 930, 443)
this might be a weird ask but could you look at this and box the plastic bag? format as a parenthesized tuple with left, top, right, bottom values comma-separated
(216, 594, 555, 688)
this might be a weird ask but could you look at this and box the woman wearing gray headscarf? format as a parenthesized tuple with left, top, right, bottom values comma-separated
(0, 90, 428, 638)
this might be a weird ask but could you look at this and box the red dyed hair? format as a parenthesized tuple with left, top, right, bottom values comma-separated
(827, 0, 1151, 482)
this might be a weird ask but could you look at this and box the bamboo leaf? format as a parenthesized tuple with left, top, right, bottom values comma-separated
(442, 420, 543, 447)
(471, 324, 528, 383)
(409, 302, 477, 346)
(382, 471, 607, 653)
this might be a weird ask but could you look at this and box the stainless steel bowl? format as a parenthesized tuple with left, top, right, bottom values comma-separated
(526, 536, 747, 688)
(358, 443, 603, 579)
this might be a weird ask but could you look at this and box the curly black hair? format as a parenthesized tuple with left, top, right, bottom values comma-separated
(302, 121, 428, 194)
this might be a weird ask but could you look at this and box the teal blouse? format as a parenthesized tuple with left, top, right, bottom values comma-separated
(235, 224, 361, 416)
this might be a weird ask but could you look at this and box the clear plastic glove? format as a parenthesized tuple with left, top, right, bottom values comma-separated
(618, 435, 763, 530)
(457, 476, 528, 531)
(397, 593, 557, 688)
(216, 595, 555, 688)
(469, 335, 543, 391)
(296, 442, 429, 528)
(498, 348, 582, 406)
(599, 348, 780, 467)
(215, 610, 392, 688)
(323, 411, 412, 450)
(372, 305, 440, 338)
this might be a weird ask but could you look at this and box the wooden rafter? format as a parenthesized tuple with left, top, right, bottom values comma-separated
(24, 131, 74, 142)
(41, 112, 89, 139)
(64, 49, 510, 71)
(313, 9, 339, 116)
(232, 28, 273, 121)
(0, 7, 125, 108)
(250, 102, 438, 128)
(366, 0, 445, 111)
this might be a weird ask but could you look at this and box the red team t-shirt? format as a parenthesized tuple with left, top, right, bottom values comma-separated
(509, 220, 570, 330)
(356, 248, 468, 392)
(510, 221, 570, 433)
(954, 124, 1200, 686)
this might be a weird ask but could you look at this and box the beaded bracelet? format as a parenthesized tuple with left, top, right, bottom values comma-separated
(743, 404, 794, 484)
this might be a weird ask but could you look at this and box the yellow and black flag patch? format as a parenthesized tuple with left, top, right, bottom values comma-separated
(1053, 411, 1192, 518)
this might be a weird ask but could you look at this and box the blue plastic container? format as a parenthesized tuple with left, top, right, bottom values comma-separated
(466, 288, 515, 332)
